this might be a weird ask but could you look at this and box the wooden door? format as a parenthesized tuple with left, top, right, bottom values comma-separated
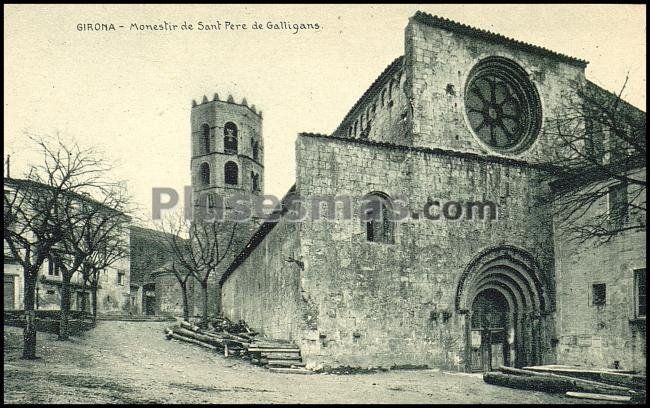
(4, 276, 15, 310)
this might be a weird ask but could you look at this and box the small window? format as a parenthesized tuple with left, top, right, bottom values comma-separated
(207, 193, 217, 209)
(225, 161, 238, 185)
(117, 271, 125, 286)
(201, 124, 210, 153)
(592, 283, 606, 306)
(252, 140, 259, 161)
(251, 172, 260, 193)
(635, 269, 646, 318)
(353, 121, 358, 137)
(584, 119, 604, 163)
(608, 182, 628, 229)
(48, 258, 60, 276)
(199, 162, 210, 186)
(381, 89, 386, 106)
(224, 122, 238, 154)
(363, 193, 394, 244)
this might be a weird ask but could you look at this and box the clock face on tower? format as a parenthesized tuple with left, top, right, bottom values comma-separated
(465, 57, 542, 154)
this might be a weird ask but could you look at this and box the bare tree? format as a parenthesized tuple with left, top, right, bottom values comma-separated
(154, 259, 194, 321)
(77, 213, 130, 321)
(53, 164, 131, 340)
(542, 78, 646, 245)
(155, 210, 239, 327)
(3, 134, 113, 357)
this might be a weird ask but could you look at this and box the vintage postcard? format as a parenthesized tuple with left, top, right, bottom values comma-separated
(3, 4, 646, 404)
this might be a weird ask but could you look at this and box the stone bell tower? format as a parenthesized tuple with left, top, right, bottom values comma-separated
(189, 93, 265, 314)
(190, 93, 264, 217)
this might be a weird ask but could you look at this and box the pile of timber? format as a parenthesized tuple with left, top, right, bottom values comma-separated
(164, 320, 254, 356)
(484, 366, 646, 403)
(164, 319, 312, 375)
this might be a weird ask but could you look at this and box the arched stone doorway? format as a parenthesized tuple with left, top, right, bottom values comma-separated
(455, 246, 552, 372)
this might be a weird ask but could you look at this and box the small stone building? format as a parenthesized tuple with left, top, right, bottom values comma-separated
(211, 12, 645, 372)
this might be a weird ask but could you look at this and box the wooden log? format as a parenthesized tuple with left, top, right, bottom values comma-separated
(164, 327, 174, 339)
(484, 372, 633, 396)
(268, 367, 313, 375)
(565, 392, 632, 402)
(247, 347, 300, 353)
(524, 365, 646, 390)
(497, 366, 634, 395)
(259, 352, 302, 360)
(252, 341, 297, 349)
(222, 333, 251, 344)
(267, 359, 306, 368)
(180, 320, 201, 332)
(169, 332, 217, 350)
(173, 327, 226, 347)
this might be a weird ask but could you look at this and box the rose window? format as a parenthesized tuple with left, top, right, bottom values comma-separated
(465, 57, 541, 153)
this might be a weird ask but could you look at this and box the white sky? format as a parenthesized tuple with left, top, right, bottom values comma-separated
(4, 4, 646, 226)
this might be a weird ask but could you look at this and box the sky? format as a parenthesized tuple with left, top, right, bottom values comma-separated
(4, 4, 646, 226)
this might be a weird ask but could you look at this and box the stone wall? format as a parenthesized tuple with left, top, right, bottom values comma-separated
(404, 15, 585, 162)
(555, 170, 646, 373)
(220, 219, 306, 340)
(293, 134, 556, 370)
(155, 272, 195, 317)
(332, 57, 413, 146)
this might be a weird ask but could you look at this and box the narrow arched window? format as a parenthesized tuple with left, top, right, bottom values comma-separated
(251, 172, 260, 192)
(201, 124, 210, 153)
(362, 193, 394, 244)
(225, 161, 238, 185)
(381, 89, 386, 106)
(354, 120, 358, 137)
(252, 141, 259, 161)
(199, 162, 210, 186)
(224, 122, 238, 154)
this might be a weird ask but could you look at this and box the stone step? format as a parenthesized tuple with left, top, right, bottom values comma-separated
(259, 351, 301, 360)
(247, 347, 300, 353)
(252, 342, 298, 349)
(268, 367, 313, 375)
(266, 359, 306, 368)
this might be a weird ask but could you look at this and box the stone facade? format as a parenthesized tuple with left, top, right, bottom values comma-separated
(219, 12, 645, 373)
(554, 169, 646, 373)
(128, 226, 196, 316)
(3, 216, 131, 315)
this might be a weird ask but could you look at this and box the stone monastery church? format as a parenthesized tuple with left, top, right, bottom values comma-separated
(189, 12, 646, 373)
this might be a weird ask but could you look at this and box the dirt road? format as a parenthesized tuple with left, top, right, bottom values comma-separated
(3, 321, 604, 404)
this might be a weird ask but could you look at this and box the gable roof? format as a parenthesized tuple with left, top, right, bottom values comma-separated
(332, 56, 404, 136)
(411, 11, 588, 68)
(219, 184, 297, 286)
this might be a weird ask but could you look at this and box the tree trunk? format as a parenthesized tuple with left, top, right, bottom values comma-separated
(201, 281, 209, 329)
(181, 281, 190, 322)
(58, 274, 72, 341)
(22, 270, 38, 360)
(80, 277, 88, 314)
(91, 280, 99, 321)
